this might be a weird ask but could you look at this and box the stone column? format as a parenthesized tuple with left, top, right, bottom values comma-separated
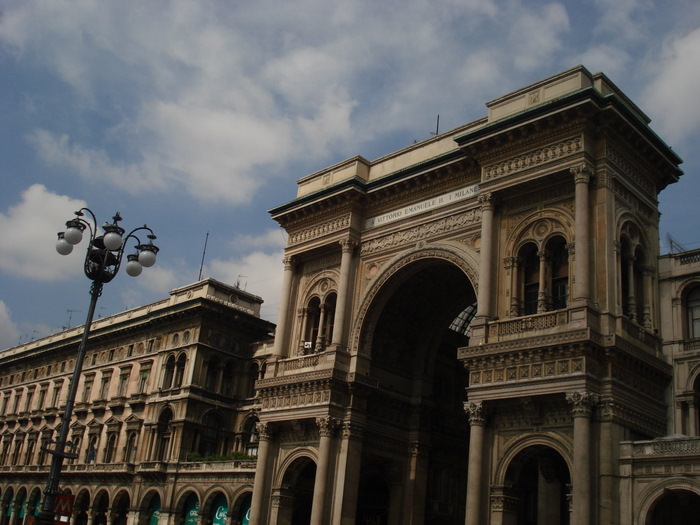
(315, 304, 327, 352)
(331, 239, 356, 348)
(690, 401, 698, 436)
(332, 422, 364, 525)
(537, 249, 549, 313)
(642, 265, 654, 329)
(476, 193, 495, 319)
(298, 307, 309, 354)
(310, 417, 337, 525)
(249, 423, 273, 525)
(504, 257, 520, 317)
(465, 402, 487, 525)
(405, 441, 429, 524)
(626, 255, 636, 321)
(571, 166, 591, 302)
(566, 391, 596, 525)
(272, 256, 295, 359)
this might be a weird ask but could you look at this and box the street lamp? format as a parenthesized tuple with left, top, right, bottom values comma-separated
(37, 208, 159, 525)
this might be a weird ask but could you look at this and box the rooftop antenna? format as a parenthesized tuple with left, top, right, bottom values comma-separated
(198, 231, 209, 281)
(64, 309, 80, 330)
(667, 233, 686, 254)
(430, 114, 440, 136)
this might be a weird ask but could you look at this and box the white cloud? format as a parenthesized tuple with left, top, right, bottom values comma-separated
(0, 184, 87, 280)
(508, 3, 570, 71)
(642, 26, 700, 144)
(0, 301, 20, 350)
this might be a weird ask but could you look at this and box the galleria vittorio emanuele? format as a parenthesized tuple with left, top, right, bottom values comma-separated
(1, 66, 699, 525)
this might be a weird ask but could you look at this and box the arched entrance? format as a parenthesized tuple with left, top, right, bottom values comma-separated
(73, 489, 90, 525)
(278, 457, 316, 525)
(231, 492, 251, 525)
(112, 491, 130, 525)
(92, 490, 109, 525)
(503, 445, 571, 525)
(358, 256, 476, 524)
(139, 492, 161, 525)
(647, 490, 700, 525)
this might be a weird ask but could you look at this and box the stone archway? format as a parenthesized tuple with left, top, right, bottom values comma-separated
(277, 457, 316, 525)
(503, 445, 571, 525)
(111, 491, 130, 525)
(646, 489, 700, 525)
(357, 256, 477, 524)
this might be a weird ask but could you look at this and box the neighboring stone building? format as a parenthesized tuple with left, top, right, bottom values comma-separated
(0, 279, 274, 525)
(2, 66, 700, 525)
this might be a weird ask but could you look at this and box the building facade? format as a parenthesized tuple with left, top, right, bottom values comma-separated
(2, 66, 700, 525)
(0, 279, 274, 525)
(258, 66, 698, 525)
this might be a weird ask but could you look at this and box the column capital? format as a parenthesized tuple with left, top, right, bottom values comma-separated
(315, 416, 339, 438)
(341, 421, 365, 439)
(570, 164, 592, 185)
(339, 238, 357, 252)
(478, 192, 495, 211)
(566, 391, 598, 417)
(464, 401, 487, 426)
(282, 255, 296, 270)
(503, 256, 518, 270)
(256, 421, 275, 441)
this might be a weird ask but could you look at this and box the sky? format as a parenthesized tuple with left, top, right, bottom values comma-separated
(1, 0, 700, 350)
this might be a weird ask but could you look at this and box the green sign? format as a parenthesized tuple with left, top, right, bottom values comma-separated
(148, 498, 161, 525)
(184, 497, 199, 525)
(212, 495, 227, 525)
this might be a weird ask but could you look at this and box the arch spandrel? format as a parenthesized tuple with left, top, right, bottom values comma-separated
(505, 208, 574, 256)
(349, 243, 479, 357)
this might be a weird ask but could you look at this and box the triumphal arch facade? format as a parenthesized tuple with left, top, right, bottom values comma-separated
(252, 66, 683, 525)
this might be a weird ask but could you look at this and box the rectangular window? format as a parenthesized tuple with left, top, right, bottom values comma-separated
(82, 376, 94, 403)
(138, 370, 149, 393)
(24, 389, 34, 412)
(99, 374, 111, 400)
(0, 395, 9, 415)
(37, 386, 48, 410)
(12, 391, 21, 414)
(51, 382, 62, 407)
(118, 373, 129, 397)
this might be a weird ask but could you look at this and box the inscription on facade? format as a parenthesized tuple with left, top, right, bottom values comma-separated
(365, 184, 480, 229)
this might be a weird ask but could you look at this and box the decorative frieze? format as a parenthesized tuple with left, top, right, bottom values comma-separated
(288, 213, 352, 246)
(360, 209, 481, 255)
(483, 137, 583, 181)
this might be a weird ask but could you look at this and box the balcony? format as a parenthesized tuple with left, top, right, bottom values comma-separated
(620, 436, 700, 480)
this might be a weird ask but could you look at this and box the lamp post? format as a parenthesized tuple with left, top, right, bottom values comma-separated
(36, 208, 159, 525)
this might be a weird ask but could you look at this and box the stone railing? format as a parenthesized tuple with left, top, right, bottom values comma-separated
(64, 463, 135, 473)
(630, 437, 700, 457)
(177, 460, 257, 471)
(280, 353, 321, 372)
(495, 310, 567, 337)
(683, 339, 700, 352)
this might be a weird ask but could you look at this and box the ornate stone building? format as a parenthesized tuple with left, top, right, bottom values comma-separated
(0, 279, 274, 525)
(2, 67, 700, 525)
(255, 65, 698, 525)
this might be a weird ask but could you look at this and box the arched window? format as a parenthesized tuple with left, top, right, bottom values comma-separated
(174, 354, 187, 388)
(124, 432, 138, 463)
(104, 434, 117, 463)
(620, 225, 649, 325)
(205, 359, 220, 391)
(519, 243, 539, 315)
(303, 297, 321, 353)
(322, 293, 337, 347)
(548, 236, 569, 310)
(172, 334, 179, 347)
(686, 287, 700, 340)
(155, 409, 173, 461)
(162, 355, 175, 390)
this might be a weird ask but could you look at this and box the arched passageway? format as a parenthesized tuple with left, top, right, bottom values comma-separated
(359, 257, 476, 524)
(647, 490, 700, 525)
(504, 445, 571, 525)
(112, 491, 130, 525)
(278, 457, 316, 525)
